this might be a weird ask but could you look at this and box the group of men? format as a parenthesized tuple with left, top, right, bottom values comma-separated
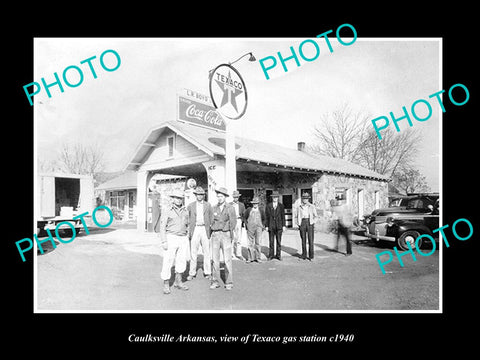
(159, 186, 236, 294)
(159, 186, 353, 295)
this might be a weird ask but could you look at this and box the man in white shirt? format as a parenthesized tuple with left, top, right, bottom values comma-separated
(187, 186, 213, 280)
(294, 192, 318, 261)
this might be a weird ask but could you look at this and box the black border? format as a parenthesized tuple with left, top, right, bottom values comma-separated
(6, 5, 478, 354)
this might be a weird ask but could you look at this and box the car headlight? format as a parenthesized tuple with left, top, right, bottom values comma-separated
(386, 216, 395, 226)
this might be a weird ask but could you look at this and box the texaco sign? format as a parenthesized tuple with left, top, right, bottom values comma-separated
(209, 64, 248, 120)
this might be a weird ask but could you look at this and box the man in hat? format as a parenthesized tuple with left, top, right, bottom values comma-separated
(294, 192, 318, 261)
(265, 191, 286, 260)
(159, 189, 190, 294)
(210, 187, 237, 290)
(187, 186, 214, 281)
(244, 196, 266, 263)
(230, 190, 246, 260)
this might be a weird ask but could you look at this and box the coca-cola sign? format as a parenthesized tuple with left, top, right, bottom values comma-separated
(177, 95, 226, 132)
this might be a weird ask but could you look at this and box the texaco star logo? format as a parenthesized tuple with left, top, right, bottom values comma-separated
(209, 64, 248, 120)
(215, 70, 243, 112)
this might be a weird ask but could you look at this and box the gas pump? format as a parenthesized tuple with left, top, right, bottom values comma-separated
(147, 176, 162, 232)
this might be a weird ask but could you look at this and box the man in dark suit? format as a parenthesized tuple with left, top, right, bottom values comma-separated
(265, 191, 286, 260)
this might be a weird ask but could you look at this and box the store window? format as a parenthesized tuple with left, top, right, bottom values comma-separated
(109, 191, 126, 210)
(335, 187, 346, 201)
(300, 188, 312, 199)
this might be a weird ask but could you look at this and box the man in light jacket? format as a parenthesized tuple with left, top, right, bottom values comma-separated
(294, 192, 318, 261)
(187, 186, 214, 281)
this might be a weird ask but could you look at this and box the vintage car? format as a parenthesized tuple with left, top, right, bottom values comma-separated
(364, 196, 439, 251)
(376, 192, 439, 214)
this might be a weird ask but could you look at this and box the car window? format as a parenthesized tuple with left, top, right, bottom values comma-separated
(407, 197, 435, 209)
(389, 199, 402, 207)
(407, 199, 424, 209)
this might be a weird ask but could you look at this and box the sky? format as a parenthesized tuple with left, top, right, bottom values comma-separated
(34, 37, 441, 191)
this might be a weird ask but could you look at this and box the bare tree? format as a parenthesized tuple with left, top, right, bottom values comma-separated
(308, 104, 368, 163)
(38, 158, 62, 173)
(309, 104, 423, 178)
(392, 166, 431, 194)
(58, 142, 105, 178)
(357, 127, 422, 177)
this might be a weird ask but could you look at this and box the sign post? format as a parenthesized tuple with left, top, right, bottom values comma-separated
(224, 119, 236, 197)
(209, 64, 249, 196)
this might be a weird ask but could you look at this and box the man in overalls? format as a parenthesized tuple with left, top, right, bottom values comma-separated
(244, 196, 266, 263)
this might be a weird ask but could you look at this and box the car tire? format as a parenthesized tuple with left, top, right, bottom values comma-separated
(62, 228, 77, 237)
(397, 230, 422, 251)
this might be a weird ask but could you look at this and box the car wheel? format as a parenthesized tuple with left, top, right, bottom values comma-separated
(62, 228, 77, 237)
(397, 230, 422, 251)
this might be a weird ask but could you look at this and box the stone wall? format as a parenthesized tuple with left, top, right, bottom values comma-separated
(236, 170, 389, 231)
(313, 173, 389, 230)
(153, 170, 389, 232)
(237, 170, 319, 207)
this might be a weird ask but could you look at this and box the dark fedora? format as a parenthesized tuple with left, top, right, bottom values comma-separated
(193, 186, 206, 195)
(215, 186, 229, 196)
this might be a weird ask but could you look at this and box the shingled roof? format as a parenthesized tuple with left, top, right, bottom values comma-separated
(126, 120, 390, 181)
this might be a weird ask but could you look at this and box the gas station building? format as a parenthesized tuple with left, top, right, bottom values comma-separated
(124, 113, 389, 233)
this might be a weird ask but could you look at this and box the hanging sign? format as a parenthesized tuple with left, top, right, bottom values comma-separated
(177, 91, 225, 132)
(209, 64, 248, 120)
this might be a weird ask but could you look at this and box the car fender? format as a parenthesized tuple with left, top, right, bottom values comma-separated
(396, 221, 435, 237)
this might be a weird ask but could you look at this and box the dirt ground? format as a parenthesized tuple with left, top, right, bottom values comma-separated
(35, 222, 439, 311)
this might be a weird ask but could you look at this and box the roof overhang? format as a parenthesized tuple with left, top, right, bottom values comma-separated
(124, 122, 215, 171)
(236, 158, 389, 181)
(124, 120, 390, 182)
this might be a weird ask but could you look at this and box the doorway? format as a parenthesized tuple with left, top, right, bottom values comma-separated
(238, 188, 254, 208)
(299, 188, 312, 200)
(55, 177, 80, 216)
(357, 189, 365, 220)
